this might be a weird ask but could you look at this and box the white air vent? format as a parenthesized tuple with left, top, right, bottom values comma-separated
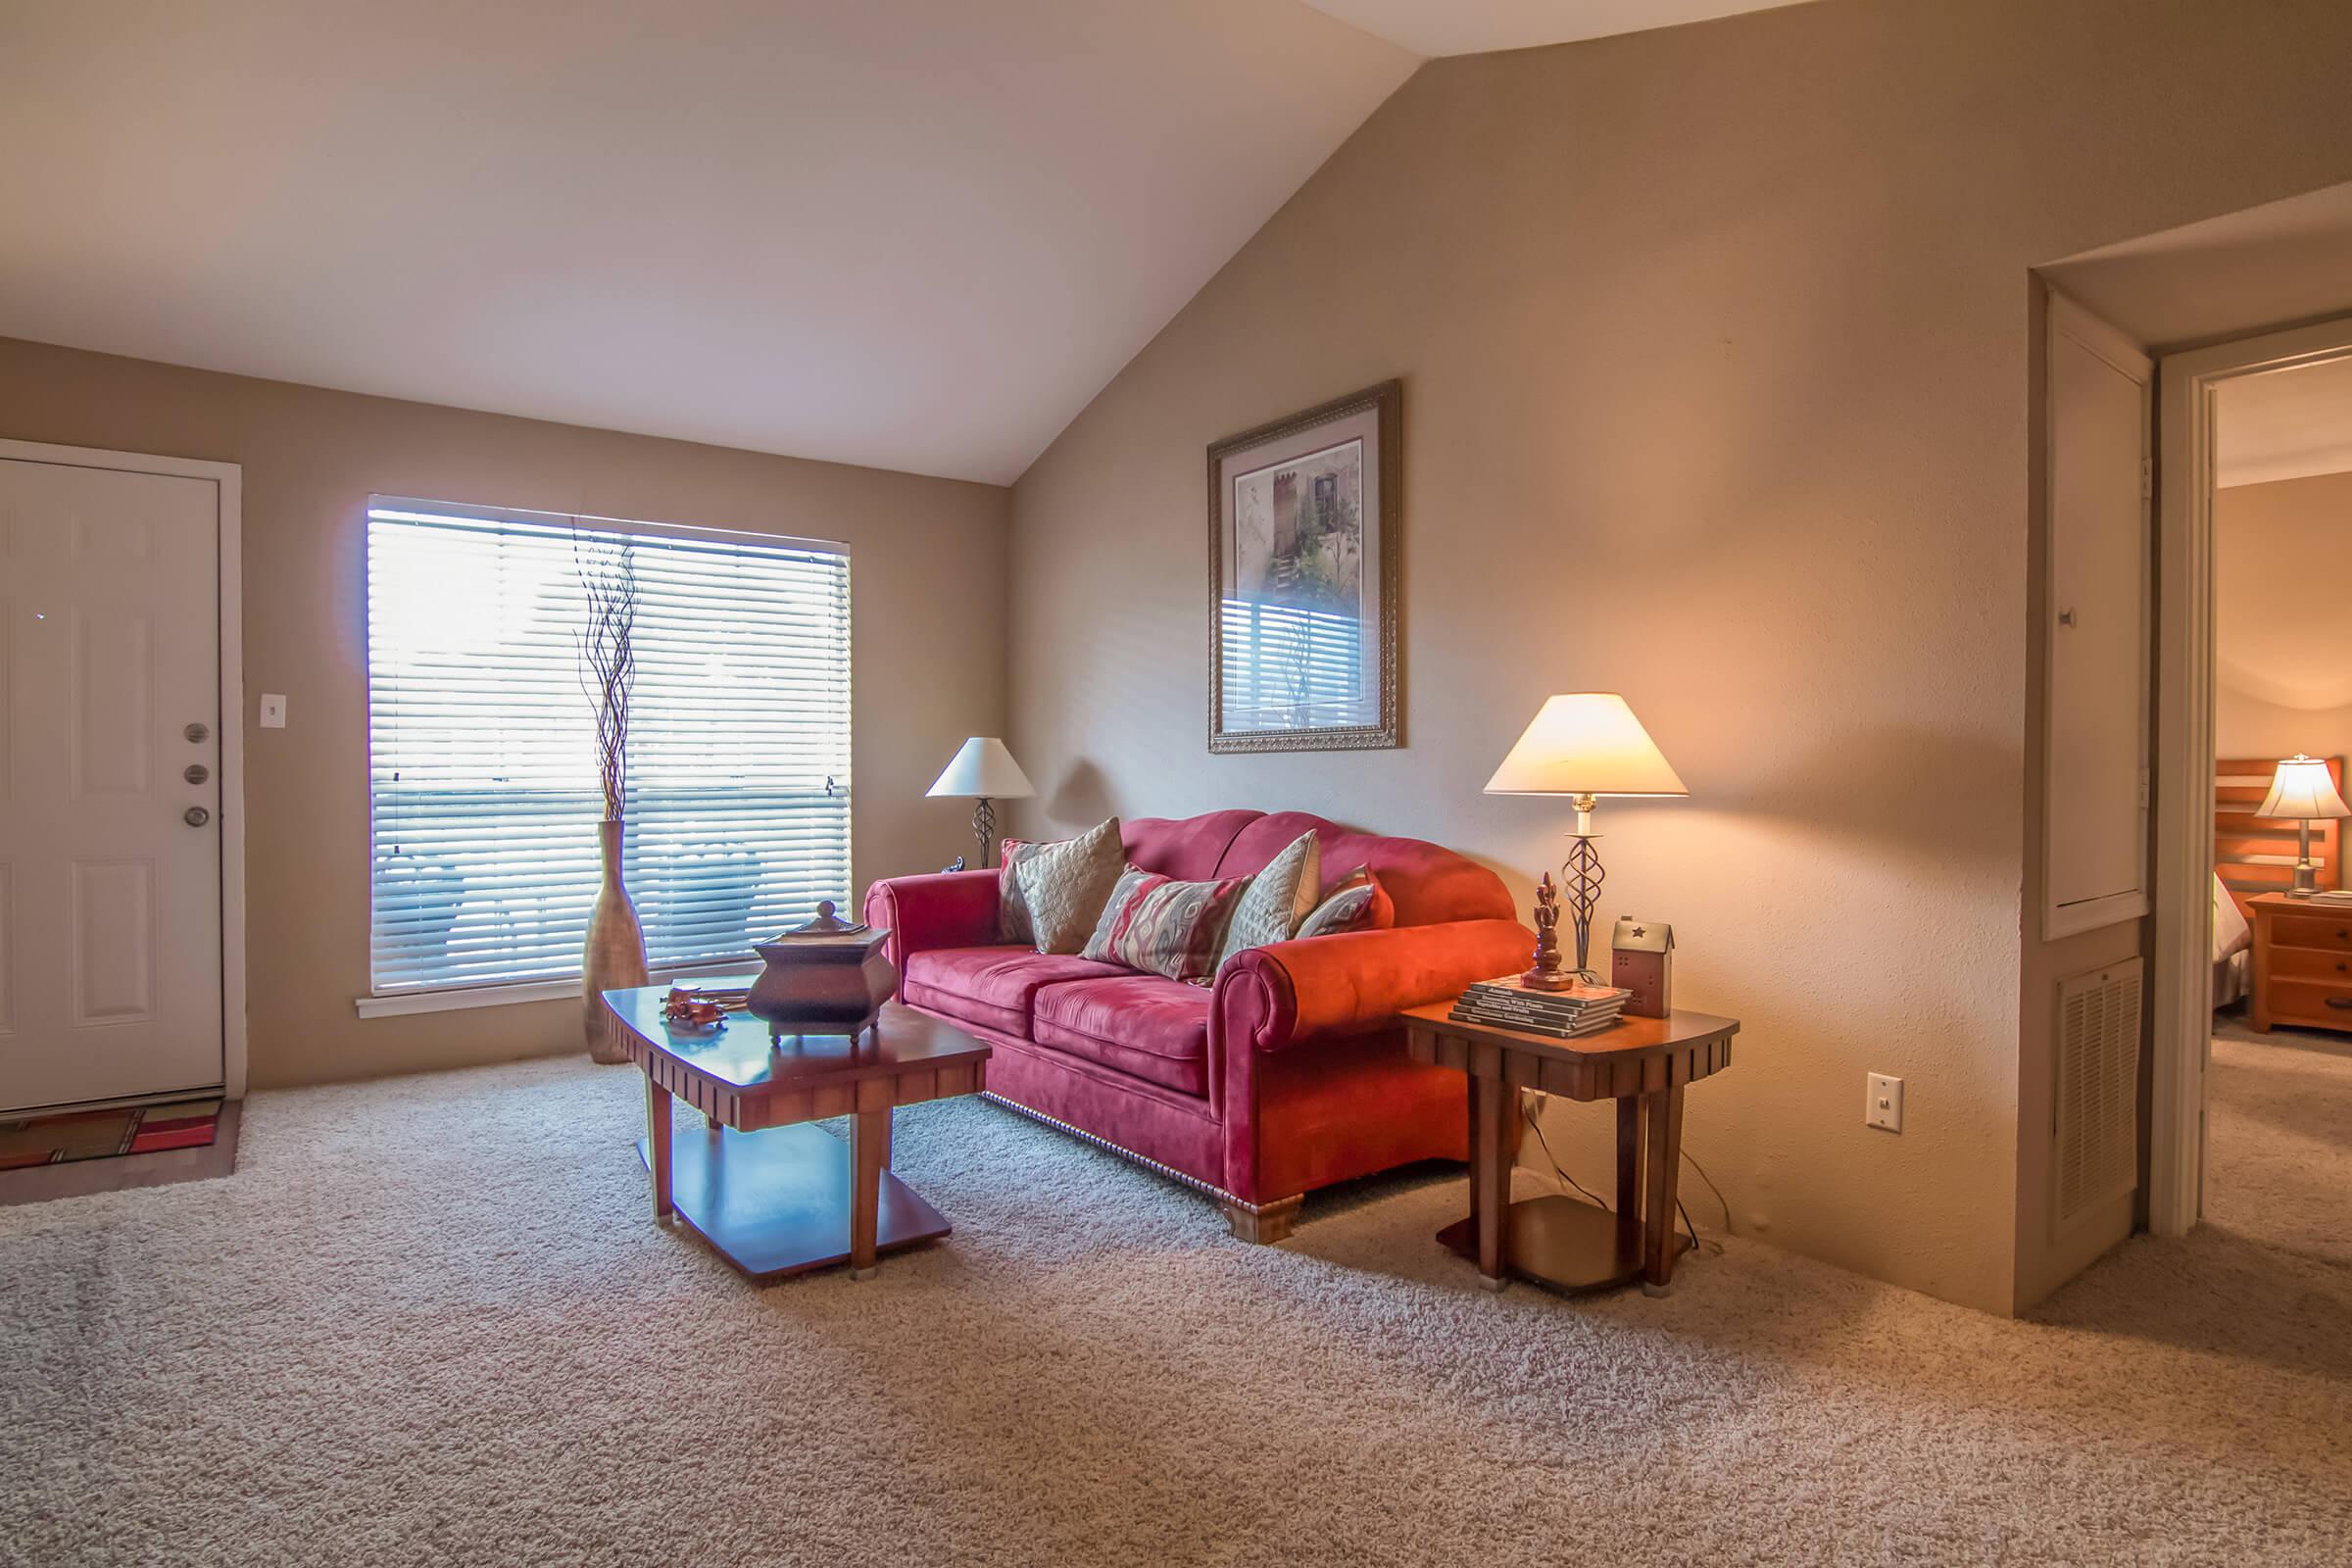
(2053, 958, 2142, 1230)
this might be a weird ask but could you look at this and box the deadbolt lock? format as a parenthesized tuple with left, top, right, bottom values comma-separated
(184, 721, 210, 743)
(183, 806, 211, 827)
(184, 763, 210, 785)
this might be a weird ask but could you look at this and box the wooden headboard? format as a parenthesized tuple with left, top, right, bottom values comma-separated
(2216, 755, 2345, 916)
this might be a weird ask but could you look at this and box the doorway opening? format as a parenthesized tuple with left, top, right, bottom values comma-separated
(2151, 321, 2352, 1256)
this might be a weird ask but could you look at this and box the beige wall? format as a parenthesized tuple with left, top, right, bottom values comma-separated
(1006, 0, 2352, 1312)
(0, 336, 1009, 1089)
(2216, 469, 2352, 789)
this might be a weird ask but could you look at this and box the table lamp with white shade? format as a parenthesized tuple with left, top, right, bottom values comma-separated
(1486, 694, 1688, 985)
(2256, 754, 2351, 897)
(927, 737, 1035, 868)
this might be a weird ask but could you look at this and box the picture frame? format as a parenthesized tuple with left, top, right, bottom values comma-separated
(1206, 379, 1400, 753)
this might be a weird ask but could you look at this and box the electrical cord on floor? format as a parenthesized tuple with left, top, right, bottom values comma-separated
(1520, 1096, 1723, 1259)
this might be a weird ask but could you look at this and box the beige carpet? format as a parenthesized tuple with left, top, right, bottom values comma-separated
(2, 1044, 2347, 1567)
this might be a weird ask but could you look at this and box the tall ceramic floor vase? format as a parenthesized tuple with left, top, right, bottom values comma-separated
(583, 818, 651, 1064)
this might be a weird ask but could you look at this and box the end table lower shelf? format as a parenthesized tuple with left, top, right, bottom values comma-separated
(1436, 1193, 1691, 1296)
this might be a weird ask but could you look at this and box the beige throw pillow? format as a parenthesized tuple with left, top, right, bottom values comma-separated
(1216, 830, 1323, 969)
(1003, 817, 1125, 955)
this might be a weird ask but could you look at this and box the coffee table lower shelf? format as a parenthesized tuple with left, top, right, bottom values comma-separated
(1437, 1194, 1691, 1296)
(638, 1122, 950, 1280)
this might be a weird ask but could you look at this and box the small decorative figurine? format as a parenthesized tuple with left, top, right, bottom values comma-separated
(1521, 873, 1576, 992)
(1611, 916, 1674, 1018)
(660, 987, 729, 1031)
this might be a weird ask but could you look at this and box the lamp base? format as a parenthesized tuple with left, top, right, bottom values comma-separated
(2291, 819, 2319, 896)
(972, 797, 998, 869)
(1562, 832, 1605, 979)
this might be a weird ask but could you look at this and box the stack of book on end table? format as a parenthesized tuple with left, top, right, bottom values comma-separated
(1450, 976, 1632, 1039)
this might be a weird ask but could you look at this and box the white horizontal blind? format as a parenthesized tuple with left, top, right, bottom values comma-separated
(367, 502, 851, 994)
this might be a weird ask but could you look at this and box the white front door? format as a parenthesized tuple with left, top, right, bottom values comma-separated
(0, 456, 223, 1111)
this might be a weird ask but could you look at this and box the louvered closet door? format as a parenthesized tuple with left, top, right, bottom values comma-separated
(0, 458, 223, 1111)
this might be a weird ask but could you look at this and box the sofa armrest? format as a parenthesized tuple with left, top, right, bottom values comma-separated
(1216, 918, 1532, 1054)
(862, 871, 1004, 982)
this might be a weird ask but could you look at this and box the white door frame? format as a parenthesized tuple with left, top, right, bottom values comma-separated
(0, 437, 246, 1102)
(2150, 315, 2352, 1235)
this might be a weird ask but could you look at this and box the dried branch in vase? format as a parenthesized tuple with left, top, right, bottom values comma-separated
(573, 525, 637, 822)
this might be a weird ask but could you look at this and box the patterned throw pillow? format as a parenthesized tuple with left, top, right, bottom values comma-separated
(1083, 866, 1250, 982)
(1294, 865, 1394, 939)
(997, 837, 1037, 945)
(1216, 830, 1323, 969)
(1000, 817, 1125, 955)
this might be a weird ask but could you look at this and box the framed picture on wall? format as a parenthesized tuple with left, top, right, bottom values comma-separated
(1206, 379, 1400, 753)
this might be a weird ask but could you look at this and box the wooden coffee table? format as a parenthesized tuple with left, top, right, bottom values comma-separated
(604, 986, 991, 1281)
(1398, 1003, 1740, 1297)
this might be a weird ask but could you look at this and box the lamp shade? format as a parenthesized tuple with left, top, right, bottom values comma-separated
(926, 737, 1035, 800)
(2256, 754, 2350, 821)
(1484, 694, 1687, 798)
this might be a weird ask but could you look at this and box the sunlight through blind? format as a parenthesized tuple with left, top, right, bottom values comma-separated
(1218, 598, 1368, 731)
(367, 502, 852, 995)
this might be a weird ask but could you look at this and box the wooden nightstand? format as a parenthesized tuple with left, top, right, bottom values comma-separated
(2247, 892, 2352, 1034)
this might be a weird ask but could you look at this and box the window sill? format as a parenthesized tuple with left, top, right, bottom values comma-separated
(355, 964, 760, 1020)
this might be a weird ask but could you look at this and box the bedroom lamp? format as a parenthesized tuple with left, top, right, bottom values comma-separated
(2255, 754, 2350, 897)
(926, 737, 1035, 869)
(1486, 694, 1688, 985)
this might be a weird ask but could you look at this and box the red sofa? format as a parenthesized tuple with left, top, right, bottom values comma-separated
(862, 809, 1531, 1241)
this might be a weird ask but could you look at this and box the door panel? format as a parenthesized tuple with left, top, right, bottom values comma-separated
(0, 458, 221, 1110)
(73, 858, 159, 1025)
(2043, 296, 2153, 936)
(74, 611, 154, 796)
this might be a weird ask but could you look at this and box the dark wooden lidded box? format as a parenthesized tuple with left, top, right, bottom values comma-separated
(747, 902, 896, 1044)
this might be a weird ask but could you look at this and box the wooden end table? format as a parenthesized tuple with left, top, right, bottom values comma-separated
(604, 987, 991, 1281)
(1398, 1003, 1740, 1297)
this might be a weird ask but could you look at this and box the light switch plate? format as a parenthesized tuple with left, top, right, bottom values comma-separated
(1867, 1072, 1904, 1133)
(260, 693, 287, 729)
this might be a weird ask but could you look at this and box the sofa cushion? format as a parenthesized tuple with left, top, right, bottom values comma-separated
(1123, 810, 1263, 881)
(1217, 810, 1514, 927)
(1031, 975, 1212, 1097)
(903, 946, 1127, 1038)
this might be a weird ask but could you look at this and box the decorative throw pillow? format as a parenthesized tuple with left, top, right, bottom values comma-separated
(1083, 866, 1250, 982)
(1216, 830, 1323, 968)
(1000, 817, 1125, 955)
(997, 837, 1037, 945)
(1294, 865, 1395, 940)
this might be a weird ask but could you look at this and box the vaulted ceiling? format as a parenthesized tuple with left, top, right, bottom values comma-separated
(0, 0, 1803, 485)
(1298, 0, 1810, 57)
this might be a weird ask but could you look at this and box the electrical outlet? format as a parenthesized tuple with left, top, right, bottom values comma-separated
(1867, 1072, 1904, 1133)
(260, 694, 287, 729)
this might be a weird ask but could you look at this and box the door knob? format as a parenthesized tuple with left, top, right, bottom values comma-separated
(183, 806, 211, 827)
(184, 721, 210, 743)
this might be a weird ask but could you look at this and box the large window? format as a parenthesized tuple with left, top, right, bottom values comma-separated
(365, 500, 851, 998)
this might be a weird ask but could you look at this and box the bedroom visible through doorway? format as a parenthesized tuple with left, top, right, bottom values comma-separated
(2199, 351, 2352, 1270)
